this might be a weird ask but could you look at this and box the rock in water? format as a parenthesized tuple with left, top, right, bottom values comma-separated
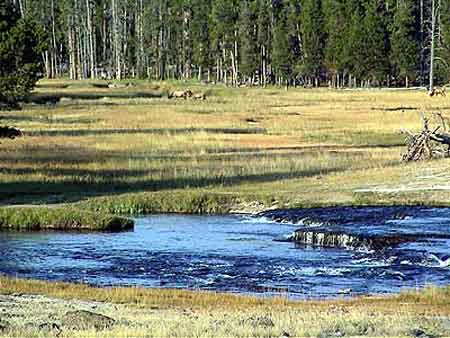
(290, 230, 420, 251)
(62, 310, 115, 330)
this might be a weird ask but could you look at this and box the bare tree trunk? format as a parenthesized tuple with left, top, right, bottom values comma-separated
(420, 0, 425, 86)
(68, 13, 78, 80)
(234, 29, 238, 86)
(17, 0, 24, 16)
(42, 51, 50, 78)
(86, 0, 96, 79)
(429, 0, 437, 91)
(198, 65, 202, 81)
(183, 5, 191, 79)
(230, 50, 236, 87)
(135, 0, 144, 78)
(112, 0, 122, 80)
(262, 45, 267, 87)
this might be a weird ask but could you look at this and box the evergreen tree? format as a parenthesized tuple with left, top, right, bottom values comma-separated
(256, 0, 271, 86)
(339, 0, 365, 84)
(192, 0, 211, 80)
(286, 0, 302, 79)
(211, 0, 238, 84)
(390, 0, 418, 87)
(1, 0, 444, 87)
(239, 0, 258, 82)
(272, 5, 292, 88)
(300, 0, 325, 86)
(0, 1, 44, 109)
(323, 0, 345, 86)
(438, 0, 450, 83)
(360, 0, 390, 84)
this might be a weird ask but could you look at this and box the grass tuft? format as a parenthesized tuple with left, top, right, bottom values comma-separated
(0, 207, 134, 231)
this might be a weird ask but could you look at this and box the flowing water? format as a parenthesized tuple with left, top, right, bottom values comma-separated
(1, 207, 450, 298)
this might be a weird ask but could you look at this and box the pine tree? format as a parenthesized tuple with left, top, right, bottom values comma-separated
(191, 0, 211, 80)
(272, 4, 292, 89)
(437, 0, 450, 83)
(0, 1, 45, 108)
(300, 0, 325, 86)
(339, 0, 365, 86)
(323, 0, 345, 87)
(211, 0, 238, 84)
(361, 0, 389, 85)
(390, 0, 418, 87)
(256, 0, 271, 86)
(239, 0, 258, 83)
(286, 0, 301, 81)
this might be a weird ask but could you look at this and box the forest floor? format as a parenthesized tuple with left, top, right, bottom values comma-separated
(1, 79, 450, 214)
(1, 277, 450, 338)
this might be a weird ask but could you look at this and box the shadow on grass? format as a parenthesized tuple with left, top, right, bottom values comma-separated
(0, 114, 101, 125)
(25, 127, 267, 137)
(0, 165, 350, 205)
(26, 91, 165, 104)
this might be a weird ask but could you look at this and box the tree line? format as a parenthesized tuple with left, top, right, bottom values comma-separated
(5, 0, 450, 88)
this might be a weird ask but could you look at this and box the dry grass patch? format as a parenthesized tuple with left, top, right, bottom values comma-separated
(1, 277, 450, 337)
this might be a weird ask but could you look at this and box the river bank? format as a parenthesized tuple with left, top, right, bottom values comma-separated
(2, 188, 450, 231)
(0, 206, 133, 231)
(1, 277, 450, 338)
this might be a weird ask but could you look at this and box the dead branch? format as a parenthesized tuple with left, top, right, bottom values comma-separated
(402, 114, 450, 162)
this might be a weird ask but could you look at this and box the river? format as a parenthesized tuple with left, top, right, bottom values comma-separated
(1, 207, 450, 298)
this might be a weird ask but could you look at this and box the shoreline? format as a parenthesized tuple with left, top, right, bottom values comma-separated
(2, 189, 450, 231)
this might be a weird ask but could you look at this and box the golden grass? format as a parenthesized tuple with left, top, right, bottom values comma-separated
(1, 277, 450, 337)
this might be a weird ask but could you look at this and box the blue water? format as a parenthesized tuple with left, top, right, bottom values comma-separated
(0, 209, 450, 298)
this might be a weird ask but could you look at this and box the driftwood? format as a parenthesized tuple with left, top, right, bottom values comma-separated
(402, 113, 450, 161)
(0, 126, 22, 139)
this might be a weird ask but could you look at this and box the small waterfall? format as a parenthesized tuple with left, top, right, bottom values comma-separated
(290, 230, 419, 251)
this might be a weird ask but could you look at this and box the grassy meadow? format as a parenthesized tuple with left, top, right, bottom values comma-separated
(1, 79, 450, 214)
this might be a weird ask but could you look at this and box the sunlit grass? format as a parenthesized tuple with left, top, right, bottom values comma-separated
(1, 277, 450, 337)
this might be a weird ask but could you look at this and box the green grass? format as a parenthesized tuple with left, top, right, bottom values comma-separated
(0, 207, 133, 231)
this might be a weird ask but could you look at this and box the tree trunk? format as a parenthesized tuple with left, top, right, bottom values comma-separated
(429, 0, 437, 91)
(262, 45, 267, 87)
(87, 0, 96, 79)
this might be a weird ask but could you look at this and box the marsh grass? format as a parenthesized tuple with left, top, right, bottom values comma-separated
(0, 207, 133, 231)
